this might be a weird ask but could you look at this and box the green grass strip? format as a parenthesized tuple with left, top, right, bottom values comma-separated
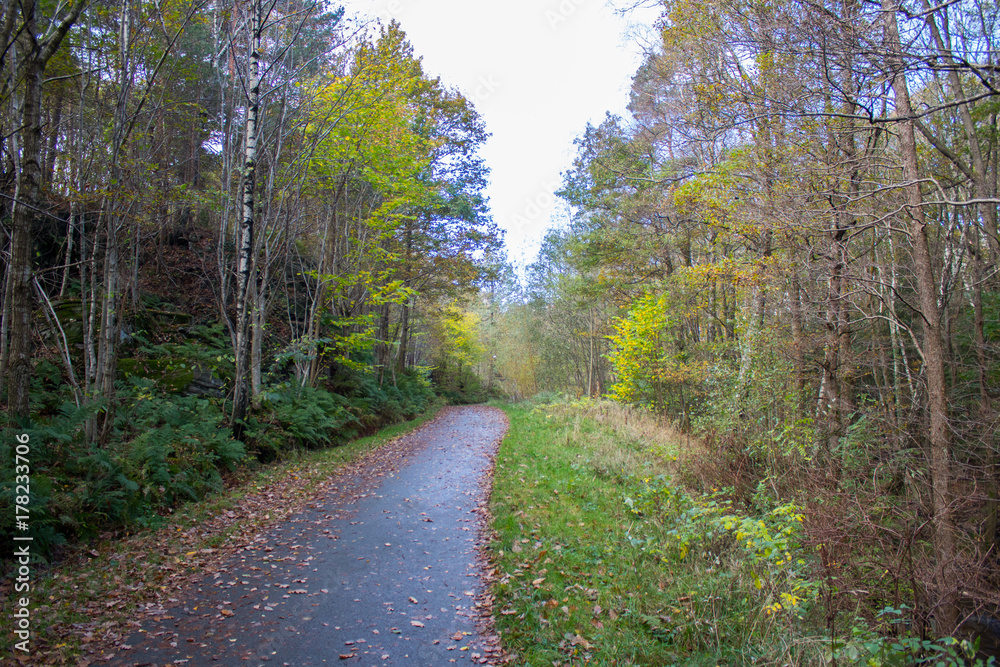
(489, 402, 764, 666)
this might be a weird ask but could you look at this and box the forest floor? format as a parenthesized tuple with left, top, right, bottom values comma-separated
(6, 406, 511, 666)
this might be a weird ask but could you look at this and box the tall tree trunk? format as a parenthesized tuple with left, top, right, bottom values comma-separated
(43, 92, 62, 186)
(4, 0, 86, 421)
(395, 299, 411, 376)
(92, 0, 138, 443)
(883, 0, 957, 632)
(375, 303, 390, 385)
(95, 217, 120, 441)
(394, 223, 414, 377)
(251, 279, 264, 399)
(788, 277, 806, 421)
(232, 0, 262, 434)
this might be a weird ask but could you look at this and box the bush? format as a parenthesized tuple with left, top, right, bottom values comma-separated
(259, 383, 360, 450)
(0, 381, 244, 559)
(121, 380, 244, 507)
(243, 367, 434, 462)
(1, 342, 436, 560)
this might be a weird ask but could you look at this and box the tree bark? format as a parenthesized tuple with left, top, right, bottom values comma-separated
(5, 0, 86, 422)
(232, 0, 263, 434)
(883, 0, 957, 632)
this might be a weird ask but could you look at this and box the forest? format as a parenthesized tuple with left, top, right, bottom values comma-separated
(0, 1, 499, 555)
(481, 0, 1000, 657)
(2, 0, 1000, 662)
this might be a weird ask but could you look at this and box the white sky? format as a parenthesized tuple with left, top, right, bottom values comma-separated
(338, 0, 660, 269)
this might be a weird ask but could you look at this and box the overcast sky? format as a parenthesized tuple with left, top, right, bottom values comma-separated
(338, 0, 659, 269)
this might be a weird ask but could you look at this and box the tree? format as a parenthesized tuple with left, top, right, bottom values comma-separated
(2, 0, 87, 422)
(295, 21, 497, 388)
(517, 0, 1000, 636)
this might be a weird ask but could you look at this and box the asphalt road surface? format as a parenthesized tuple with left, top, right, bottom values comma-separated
(111, 405, 509, 667)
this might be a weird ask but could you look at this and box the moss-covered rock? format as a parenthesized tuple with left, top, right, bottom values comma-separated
(118, 358, 196, 393)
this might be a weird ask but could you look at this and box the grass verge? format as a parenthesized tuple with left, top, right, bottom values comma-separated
(2, 402, 444, 665)
(488, 399, 815, 666)
(489, 399, 689, 665)
(488, 399, 1000, 667)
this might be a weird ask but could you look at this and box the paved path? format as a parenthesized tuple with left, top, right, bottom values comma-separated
(112, 406, 508, 667)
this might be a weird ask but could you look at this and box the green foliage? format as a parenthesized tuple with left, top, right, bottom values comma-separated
(1, 382, 244, 557)
(133, 323, 235, 381)
(122, 379, 244, 506)
(491, 399, 993, 665)
(827, 607, 997, 666)
(429, 303, 495, 403)
(491, 401, 786, 664)
(625, 477, 817, 620)
(3, 356, 435, 559)
(246, 367, 434, 462)
(257, 383, 360, 451)
(607, 285, 710, 417)
(358, 368, 434, 421)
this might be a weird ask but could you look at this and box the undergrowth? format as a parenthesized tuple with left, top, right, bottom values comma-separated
(489, 397, 994, 666)
(0, 355, 435, 561)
